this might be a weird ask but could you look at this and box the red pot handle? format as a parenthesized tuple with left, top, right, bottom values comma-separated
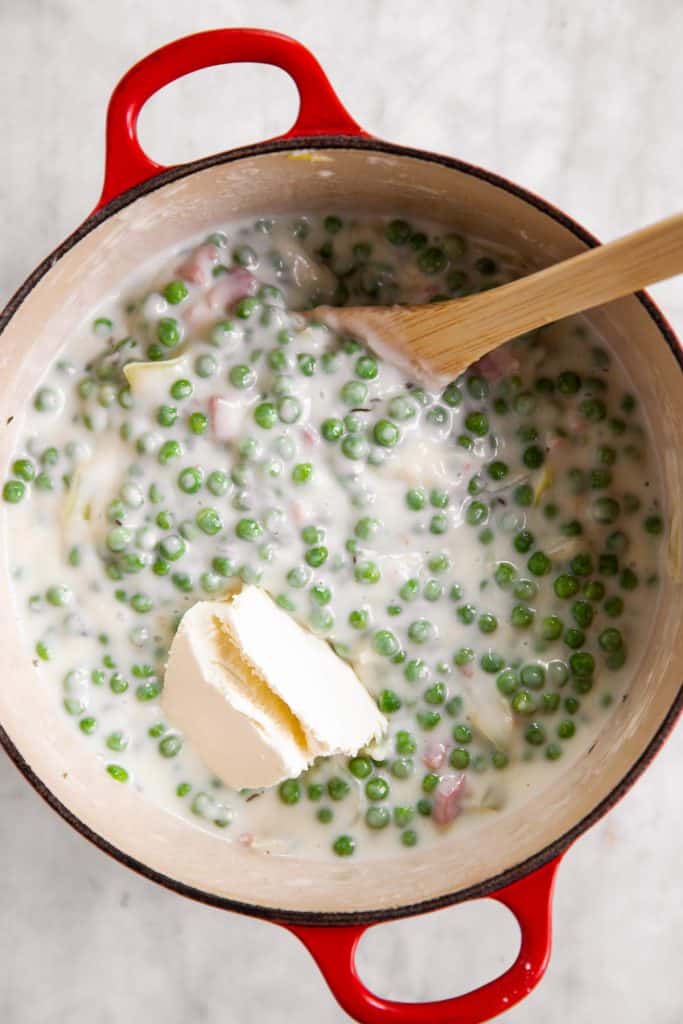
(97, 27, 367, 210)
(284, 855, 562, 1024)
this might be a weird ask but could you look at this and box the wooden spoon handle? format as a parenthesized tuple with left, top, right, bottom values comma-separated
(386, 211, 683, 377)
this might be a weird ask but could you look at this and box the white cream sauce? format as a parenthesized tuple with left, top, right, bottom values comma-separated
(3, 214, 665, 860)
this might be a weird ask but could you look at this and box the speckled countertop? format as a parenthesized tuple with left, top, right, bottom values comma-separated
(1, 2, 681, 1021)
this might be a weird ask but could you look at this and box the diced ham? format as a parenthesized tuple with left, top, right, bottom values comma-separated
(207, 267, 258, 311)
(422, 741, 447, 771)
(459, 663, 475, 678)
(301, 424, 320, 447)
(432, 773, 467, 825)
(238, 832, 254, 847)
(471, 347, 520, 381)
(290, 499, 310, 526)
(545, 434, 565, 452)
(177, 243, 220, 286)
(209, 395, 241, 441)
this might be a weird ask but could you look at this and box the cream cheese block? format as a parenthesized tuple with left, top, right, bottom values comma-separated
(162, 586, 387, 789)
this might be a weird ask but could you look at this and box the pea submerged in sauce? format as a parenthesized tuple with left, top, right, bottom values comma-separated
(3, 214, 665, 859)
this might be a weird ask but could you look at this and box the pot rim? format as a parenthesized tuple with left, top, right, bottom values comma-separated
(1, 133, 682, 927)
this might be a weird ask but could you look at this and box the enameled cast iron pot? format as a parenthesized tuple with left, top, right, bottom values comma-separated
(1, 28, 681, 1024)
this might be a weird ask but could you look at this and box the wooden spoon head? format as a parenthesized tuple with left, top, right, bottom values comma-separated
(306, 303, 463, 387)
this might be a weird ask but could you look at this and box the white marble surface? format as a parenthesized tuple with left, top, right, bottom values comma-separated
(1, 2, 682, 1021)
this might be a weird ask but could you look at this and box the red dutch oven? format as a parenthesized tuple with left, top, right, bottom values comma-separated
(1, 28, 681, 1024)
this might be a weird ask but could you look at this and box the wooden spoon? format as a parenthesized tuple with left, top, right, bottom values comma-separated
(311, 212, 683, 380)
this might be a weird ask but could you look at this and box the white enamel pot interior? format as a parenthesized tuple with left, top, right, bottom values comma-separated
(1, 140, 682, 923)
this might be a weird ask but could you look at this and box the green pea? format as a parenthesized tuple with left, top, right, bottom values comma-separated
(554, 574, 579, 599)
(354, 561, 380, 584)
(279, 779, 301, 805)
(604, 595, 624, 617)
(525, 722, 546, 746)
(185, 411, 206, 436)
(106, 764, 129, 783)
(292, 462, 313, 484)
(131, 593, 153, 614)
(569, 651, 594, 678)
(306, 545, 328, 568)
(321, 417, 343, 441)
(521, 663, 546, 690)
(478, 612, 498, 634)
(481, 651, 504, 673)
(203, 470, 228, 497)
(34, 387, 60, 413)
(401, 829, 418, 847)
(580, 397, 607, 422)
(157, 440, 182, 465)
(349, 756, 372, 779)
(366, 806, 390, 830)
(593, 497, 620, 524)
(406, 488, 426, 511)
(423, 579, 443, 602)
(366, 777, 390, 801)
(599, 553, 619, 576)
(163, 280, 188, 304)
(564, 627, 585, 650)
(106, 730, 128, 752)
(523, 445, 545, 469)
(109, 672, 128, 695)
(176, 467, 203, 495)
(528, 551, 551, 576)
(386, 219, 412, 245)
(196, 508, 222, 535)
(644, 515, 663, 535)
(408, 618, 435, 644)
(46, 584, 71, 607)
(373, 419, 400, 447)
(235, 518, 262, 542)
(416, 710, 441, 731)
(511, 605, 534, 629)
(327, 777, 350, 801)
(466, 500, 487, 526)
(394, 805, 415, 829)
(475, 256, 497, 275)
(405, 659, 430, 683)
(310, 583, 331, 606)
(464, 411, 489, 436)
(378, 690, 402, 713)
(340, 380, 367, 406)
(3, 480, 26, 503)
(157, 318, 181, 348)
(388, 395, 418, 421)
(497, 668, 519, 696)
(599, 627, 623, 652)
(487, 460, 508, 481)
(391, 757, 414, 780)
(418, 246, 447, 274)
(136, 679, 162, 701)
(558, 719, 576, 740)
(13, 458, 35, 482)
(457, 604, 476, 626)
(511, 690, 536, 715)
(449, 722, 471, 745)
(332, 835, 355, 856)
(494, 562, 517, 588)
(395, 731, 417, 756)
(341, 434, 368, 460)
(450, 748, 470, 770)
(373, 629, 400, 657)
